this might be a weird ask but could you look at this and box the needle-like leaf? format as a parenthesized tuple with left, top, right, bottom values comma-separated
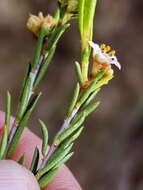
(39, 143, 73, 176)
(54, 112, 85, 146)
(33, 47, 56, 88)
(74, 62, 83, 84)
(39, 120, 49, 157)
(5, 91, 11, 130)
(66, 83, 80, 117)
(78, 70, 105, 106)
(7, 93, 41, 158)
(17, 154, 25, 165)
(39, 167, 59, 188)
(81, 88, 100, 109)
(32, 27, 46, 69)
(0, 125, 8, 160)
(30, 147, 40, 174)
(45, 24, 70, 51)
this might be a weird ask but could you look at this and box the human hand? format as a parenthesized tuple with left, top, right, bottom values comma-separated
(0, 111, 82, 190)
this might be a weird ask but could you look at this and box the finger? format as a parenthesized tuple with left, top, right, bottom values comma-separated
(43, 165, 82, 190)
(0, 111, 82, 190)
(13, 129, 82, 190)
(0, 111, 14, 136)
(0, 160, 40, 190)
(0, 111, 42, 167)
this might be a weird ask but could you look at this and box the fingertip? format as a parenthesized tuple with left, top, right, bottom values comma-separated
(43, 165, 82, 190)
(11, 128, 42, 168)
(0, 111, 82, 189)
(0, 110, 14, 129)
(0, 160, 40, 190)
(0, 111, 5, 127)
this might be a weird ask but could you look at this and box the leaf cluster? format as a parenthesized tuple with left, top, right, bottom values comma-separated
(0, 0, 114, 188)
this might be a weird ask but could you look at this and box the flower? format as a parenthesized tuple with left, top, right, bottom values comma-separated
(89, 41, 121, 77)
(27, 12, 56, 36)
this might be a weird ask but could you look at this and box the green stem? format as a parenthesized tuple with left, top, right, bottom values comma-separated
(32, 27, 46, 69)
(81, 46, 90, 82)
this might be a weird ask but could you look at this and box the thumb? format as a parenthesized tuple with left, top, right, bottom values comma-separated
(0, 160, 40, 190)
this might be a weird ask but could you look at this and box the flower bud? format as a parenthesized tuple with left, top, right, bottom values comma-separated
(27, 12, 56, 36)
(58, 0, 78, 12)
(67, 0, 78, 12)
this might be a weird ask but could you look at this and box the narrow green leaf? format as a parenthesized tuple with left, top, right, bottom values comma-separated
(0, 91, 11, 159)
(45, 24, 70, 51)
(64, 127, 84, 149)
(16, 75, 32, 123)
(39, 120, 48, 156)
(32, 27, 46, 69)
(5, 91, 11, 130)
(81, 46, 90, 81)
(84, 101, 100, 117)
(17, 154, 25, 165)
(33, 24, 70, 89)
(53, 8, 60, 22)
(39, 143, 73, 176)
(19, 63, 31, 100)
(79, 0, 98, 81)
(7, 93, 41, 158)
(66, 83, 80, 117)
(79, 0, 97, 41)
(54, 152, 74, 168)
(0, 125, 8, 159)
(79, 0, 85, 36)
(39, 167, 59, 188)
(30, 147, 40, 174)
(83, 0, 97, 40)
(72, 102, 100, 126)
(93, 75, 113, 91)
(54, 112, 85, 146)
(33, 47, 56, 88)
(74, 62, 83, 84)
(78, 71, 105, 106)
(81, 88, 100, 109)
(39, 127, 83, 177)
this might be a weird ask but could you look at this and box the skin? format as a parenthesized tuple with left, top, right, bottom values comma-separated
(0, 111, 82, 190)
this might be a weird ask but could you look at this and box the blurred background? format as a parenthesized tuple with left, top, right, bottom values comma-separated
(0, 0, 143, 189)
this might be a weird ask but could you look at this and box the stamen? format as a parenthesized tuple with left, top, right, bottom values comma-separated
(100, 44, 106, 52)
(108, 50, 116, 56)
(100, 44, 106, 49)
(106, 45, 111, 52)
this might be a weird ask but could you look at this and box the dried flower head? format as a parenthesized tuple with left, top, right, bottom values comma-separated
(89, 41, 121, 77)
(27, 12, 56, 36)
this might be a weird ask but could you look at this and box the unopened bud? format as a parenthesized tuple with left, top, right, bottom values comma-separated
(26, 12, 56, 36)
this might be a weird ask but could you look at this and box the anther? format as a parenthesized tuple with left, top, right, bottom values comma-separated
(108, 50, 116, 56)
(106, 46, 111, 52)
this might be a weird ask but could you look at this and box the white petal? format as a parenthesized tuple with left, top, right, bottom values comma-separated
(109, 56, 121, 70)
(96, 54, 108, 63)
(88, 41, 101, 55)
(114, 61, 121, 70)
